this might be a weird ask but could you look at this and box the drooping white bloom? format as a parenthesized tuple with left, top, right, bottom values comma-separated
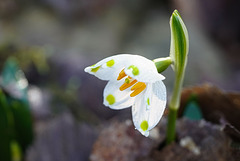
(84, 54, 166, 136)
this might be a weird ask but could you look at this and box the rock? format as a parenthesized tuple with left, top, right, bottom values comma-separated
(90, 119, 164, 161)
(179, 84, 240, 132)
(90, 117, 239, 161)
(143, 118, 237, 161)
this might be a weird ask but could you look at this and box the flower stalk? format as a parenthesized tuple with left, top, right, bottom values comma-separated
(166, 10, 189, 144)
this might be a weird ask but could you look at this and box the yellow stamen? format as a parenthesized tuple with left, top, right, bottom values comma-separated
(117, 68, 146, 97)
(130, 82, 146, 91)
(117, 69, 127, 80)
(130, 83, 146, 97)
(119, 79, 137, 91)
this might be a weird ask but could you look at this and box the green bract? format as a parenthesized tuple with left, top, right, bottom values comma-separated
(170, 10, 189, 76)
(169, 10, 189, 110)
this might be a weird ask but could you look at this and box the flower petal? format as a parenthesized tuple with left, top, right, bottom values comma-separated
(123, 55, 165, 83)
(132, 81, 166, 136)
(103, 78, 135, 109)
(84, 55, 128, 81)
(84, 54, 164, 82)
(147, 81, 167, 128)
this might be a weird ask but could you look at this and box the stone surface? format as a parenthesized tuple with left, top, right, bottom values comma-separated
(145, 119, 236, 161)
(179, 84, 240, 131)
(90, 117, 239, 161)
(90, 120, 163, 161)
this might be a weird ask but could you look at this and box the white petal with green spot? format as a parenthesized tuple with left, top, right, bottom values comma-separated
(106, 94, 115, 105)
(140, 120, 149, 131)
(132, 81, 166, 137)
(103, 79, 134, 109)
(106, 59, 115, 67)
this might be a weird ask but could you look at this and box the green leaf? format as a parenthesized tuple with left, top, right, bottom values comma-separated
(9, 99, 33, 153)
(0, 90, 12, 161)
(10, 140, 22, 161)
(168, 10, 189, 110)
(0, 58, 33, 158)
(170, 10, 189, 78)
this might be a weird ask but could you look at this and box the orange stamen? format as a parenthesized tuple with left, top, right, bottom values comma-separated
(117, 69, 146, 97)
(130, 82, 146, 91)
(117, 69, 127, 80)
(130, 83, 146, 97)
(119, 80, 137, 91)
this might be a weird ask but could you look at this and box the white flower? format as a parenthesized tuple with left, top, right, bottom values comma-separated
(84, 54, 166, 137)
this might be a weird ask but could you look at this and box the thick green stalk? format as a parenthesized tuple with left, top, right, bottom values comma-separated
(169, 74, 184, 110)
(166, 108, 178, 144)
(166, 75, 184, 144)
(166, 10, 189, 144)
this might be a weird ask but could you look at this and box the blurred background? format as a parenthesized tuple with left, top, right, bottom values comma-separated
(0, 0, 240, 161)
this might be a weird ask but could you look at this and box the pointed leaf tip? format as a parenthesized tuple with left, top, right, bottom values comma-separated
(170, 10, 189, 77)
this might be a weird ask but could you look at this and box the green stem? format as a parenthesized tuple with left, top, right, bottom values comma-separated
(169, 76, 183, 110)
(166, 108, 178, 144)
(166, 75, 184, 144)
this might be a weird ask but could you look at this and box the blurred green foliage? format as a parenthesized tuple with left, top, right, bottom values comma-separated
(0, 58, 33, 161)
(0, 43, 49, 75)
(183, 101, 203, 120)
